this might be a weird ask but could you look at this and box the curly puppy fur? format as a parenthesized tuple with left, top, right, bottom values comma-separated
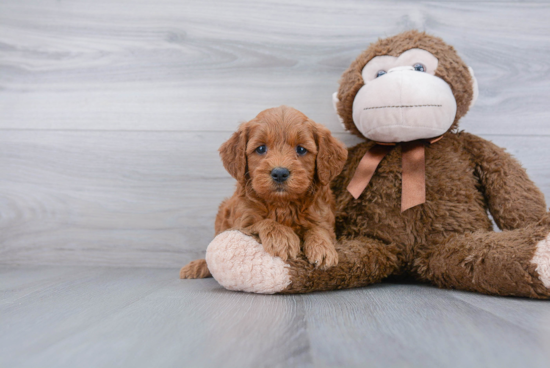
(180, 106, 347, 278)
(337, 30, 474, 140)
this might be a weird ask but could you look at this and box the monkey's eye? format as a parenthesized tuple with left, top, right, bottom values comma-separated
(296, 146, 307, 156)
(376, 70, 387, 78)
(255, 145, 267, 154)
(413, 63, 426, 72)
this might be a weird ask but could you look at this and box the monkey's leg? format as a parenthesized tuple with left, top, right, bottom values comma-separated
(415, 214, 550, 299)
(205, 230, 401, 294)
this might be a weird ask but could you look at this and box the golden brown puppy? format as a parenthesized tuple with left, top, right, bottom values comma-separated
(180, 106, 348, 279)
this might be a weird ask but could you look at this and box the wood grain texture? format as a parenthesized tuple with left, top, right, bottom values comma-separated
(0, 0, 550, 135)
(1, 266, 549, 368)
(1, 131, 548, 267)
(1, 0, 550, 267)
(304, 285, 550, 367)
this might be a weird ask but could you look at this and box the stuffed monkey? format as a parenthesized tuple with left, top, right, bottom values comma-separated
(193, 30, 550, 298)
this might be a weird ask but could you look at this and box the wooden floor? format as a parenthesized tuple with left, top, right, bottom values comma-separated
(1, 265, 550, 368)
(2, 1, 550, 367)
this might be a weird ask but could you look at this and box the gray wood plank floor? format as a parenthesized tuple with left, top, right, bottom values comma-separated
(1, 265, 550, 368)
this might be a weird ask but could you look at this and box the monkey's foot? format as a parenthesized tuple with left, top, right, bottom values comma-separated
(532, 232, 550, 289)
(205, 230, 291, 294)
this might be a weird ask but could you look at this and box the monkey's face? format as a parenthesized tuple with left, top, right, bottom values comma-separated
(352, 48, 462, 143)
(335, 31, 479, 142)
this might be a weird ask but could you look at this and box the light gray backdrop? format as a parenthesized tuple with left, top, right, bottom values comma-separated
(1, 0, 549, 268)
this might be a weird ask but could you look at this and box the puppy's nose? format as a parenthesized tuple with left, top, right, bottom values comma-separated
(271, 167, 290, 183)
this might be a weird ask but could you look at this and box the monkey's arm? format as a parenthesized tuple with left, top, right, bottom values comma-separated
(461, 132, 546, 230)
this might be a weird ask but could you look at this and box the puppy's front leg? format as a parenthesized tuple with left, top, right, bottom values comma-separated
(248, 219, 300, 261)
(303, 226, 339, 269)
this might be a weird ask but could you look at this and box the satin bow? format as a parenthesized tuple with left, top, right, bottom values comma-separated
(347, 136, 443, 212)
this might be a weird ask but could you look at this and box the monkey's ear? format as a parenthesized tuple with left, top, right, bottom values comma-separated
(332, 92, 347, 129)
(219, 124, 248, 184)
(468, 66, 479, 109)
(316, 124, 348, 186)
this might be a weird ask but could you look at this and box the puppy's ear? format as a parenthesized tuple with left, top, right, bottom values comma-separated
(315, 124, 348, 186)
(219, 123, 248, 184)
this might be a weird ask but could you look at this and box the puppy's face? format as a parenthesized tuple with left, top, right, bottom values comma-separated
(219, 106, 348, 203)
(246, 114, 317, 201)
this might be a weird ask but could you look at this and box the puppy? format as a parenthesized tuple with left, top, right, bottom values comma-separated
(180, 106, 348, 279)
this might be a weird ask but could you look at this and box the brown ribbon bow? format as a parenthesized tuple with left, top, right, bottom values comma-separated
(347, 136, 443, 212)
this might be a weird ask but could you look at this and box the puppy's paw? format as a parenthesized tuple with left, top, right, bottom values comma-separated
(260, 227, 300, 262)
(303, 237, 339, 269)
(180, 259, 212, 279)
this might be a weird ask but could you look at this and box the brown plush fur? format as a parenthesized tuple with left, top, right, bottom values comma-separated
(276, 31, 550, 298)
(280, 132, 550, 298)
(180, 106, 348, 278)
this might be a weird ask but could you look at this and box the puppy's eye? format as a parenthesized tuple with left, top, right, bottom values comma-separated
(413, 63, 426, 72)
(296, 146, 307, 156)
(376, 70, 387, 78)
(255, 145, 267, 155)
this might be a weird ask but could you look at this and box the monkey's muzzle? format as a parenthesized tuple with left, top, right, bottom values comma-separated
(352, 68, 457, 143)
